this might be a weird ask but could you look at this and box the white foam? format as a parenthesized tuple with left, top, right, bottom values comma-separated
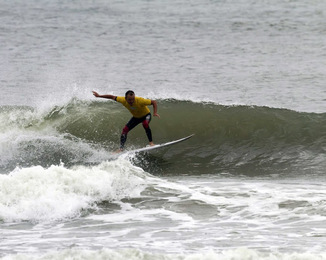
(0, 159, 148, 222)
(0, 107, 39, 132)
(2, 248, 326, 260)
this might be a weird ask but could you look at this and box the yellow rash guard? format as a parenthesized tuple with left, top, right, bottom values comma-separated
(116, 96, 152, 118)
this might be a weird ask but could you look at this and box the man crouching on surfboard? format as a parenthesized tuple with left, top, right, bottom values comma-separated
(92, 90, 160, 151)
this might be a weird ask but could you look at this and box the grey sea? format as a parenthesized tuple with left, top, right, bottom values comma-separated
(1, 0, 326, 259)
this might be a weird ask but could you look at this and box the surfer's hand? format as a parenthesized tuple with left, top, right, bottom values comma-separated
(154, 113, 160, 118)
(92, 91, 100, 97)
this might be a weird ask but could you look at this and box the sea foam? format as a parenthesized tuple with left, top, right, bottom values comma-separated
(0, 159, 147, 222)
(2, 248, 326, 260)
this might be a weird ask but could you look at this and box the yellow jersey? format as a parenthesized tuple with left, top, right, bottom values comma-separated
(116, 96, 152, 118)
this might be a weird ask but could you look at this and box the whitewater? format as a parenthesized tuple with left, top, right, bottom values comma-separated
(1, 0, 326, 259)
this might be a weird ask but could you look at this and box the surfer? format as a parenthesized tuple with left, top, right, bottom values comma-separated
(92, 90, 160, 151)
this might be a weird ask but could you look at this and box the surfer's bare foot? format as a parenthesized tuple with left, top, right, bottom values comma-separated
(149, 142, 155, 146)
(114, 148, 123, 154)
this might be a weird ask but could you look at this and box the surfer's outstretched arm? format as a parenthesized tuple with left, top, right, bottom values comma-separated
(92, 91, 117, 100)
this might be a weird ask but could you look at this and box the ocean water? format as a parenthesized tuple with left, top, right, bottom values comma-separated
(1, 0, 326, 259)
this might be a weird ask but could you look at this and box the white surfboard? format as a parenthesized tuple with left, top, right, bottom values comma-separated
(122, 134, 194, 155)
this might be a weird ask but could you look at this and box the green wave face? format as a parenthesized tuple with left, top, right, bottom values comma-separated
(1, 99, 326, 176)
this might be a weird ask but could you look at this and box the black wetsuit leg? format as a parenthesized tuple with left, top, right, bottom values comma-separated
(120, 113, 152, 149)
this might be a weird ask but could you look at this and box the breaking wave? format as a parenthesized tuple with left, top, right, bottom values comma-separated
(1, 98, 326, 176)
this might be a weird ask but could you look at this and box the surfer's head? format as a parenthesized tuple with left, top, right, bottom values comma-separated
(125, 90, 135, 106)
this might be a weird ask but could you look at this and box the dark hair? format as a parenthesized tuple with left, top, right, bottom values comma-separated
(125, 90, 135, 98)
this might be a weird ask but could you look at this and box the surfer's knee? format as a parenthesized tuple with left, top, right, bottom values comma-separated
(142, 120, 150, 129)
(122, 125, 129, 135)
(142, 114, 151, 129)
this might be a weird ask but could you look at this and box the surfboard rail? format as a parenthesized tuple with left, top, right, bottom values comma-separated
(123, 134, 195, 154)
